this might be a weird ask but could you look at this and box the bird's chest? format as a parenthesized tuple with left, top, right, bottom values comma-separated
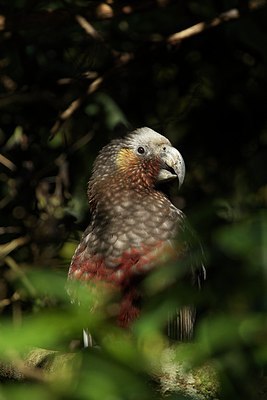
(69, 193, 184, 293)
(86, 194, 180, 268)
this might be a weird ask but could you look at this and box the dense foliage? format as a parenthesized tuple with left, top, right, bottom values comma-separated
(0, 1, 266, 399)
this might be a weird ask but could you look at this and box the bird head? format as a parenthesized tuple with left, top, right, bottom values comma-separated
(88, 127, 185, 202)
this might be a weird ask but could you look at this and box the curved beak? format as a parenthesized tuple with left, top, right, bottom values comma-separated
(157, 145, 185, 188)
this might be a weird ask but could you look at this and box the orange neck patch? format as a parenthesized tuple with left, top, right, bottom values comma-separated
(116, 148, 138, 171)
(116, 147, 161, 187)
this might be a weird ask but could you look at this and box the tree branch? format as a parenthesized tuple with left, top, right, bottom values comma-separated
(167, 1, 266, 44)
(0, 345, 219, 399)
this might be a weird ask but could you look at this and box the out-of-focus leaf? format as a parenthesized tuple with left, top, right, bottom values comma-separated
(214, 211, 267, 267)
(0, 385, 51, 400)
(59, 241, 78, 260)
(26, 269, 69, 301)
(77, 350, 154, 400)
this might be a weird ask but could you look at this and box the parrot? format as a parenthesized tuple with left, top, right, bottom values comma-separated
(68, 127, 205, 344)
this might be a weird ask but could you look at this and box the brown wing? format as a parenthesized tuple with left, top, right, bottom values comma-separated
(167, 215, 206, 341)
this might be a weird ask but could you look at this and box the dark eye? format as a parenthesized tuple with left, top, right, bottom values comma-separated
(137, 146, 145, 154)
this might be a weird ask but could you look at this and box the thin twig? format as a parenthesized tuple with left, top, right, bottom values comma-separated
(0, 226, 21, 235)
(167, 1, 266, 44)
(50, 0, 267, 136)
(4, 256, 37, 297)
(0, 292, 21, 310)
(168, 9, 240, 44)
(71, 132, 94, 153)
(0, 154, 16, 171)
(58, 76, 102, 122)
(76, 14, 103, 41)
(0, 1, 161, 31)
(0, 236, 29, 259)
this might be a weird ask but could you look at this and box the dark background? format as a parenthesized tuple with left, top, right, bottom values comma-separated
(0, 1, 266, 399)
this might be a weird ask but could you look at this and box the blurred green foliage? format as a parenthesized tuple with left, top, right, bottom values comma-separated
(0, 0, 267, 399)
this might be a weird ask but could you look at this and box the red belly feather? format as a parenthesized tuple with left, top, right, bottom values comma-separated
(68, 241, 174, 327)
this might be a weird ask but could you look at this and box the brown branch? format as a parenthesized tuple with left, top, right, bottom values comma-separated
(75, 14, 103, 41)
(50, 76, 103, 136)
(0, 0, 265, 35)
(167, 1, 266, 44)
(49, 0, 266, 135)
(0, 236, 29, 258)
(0, 227, 21, 235)
(0, 344, 220, 400)
(50, 11, 109, 137)
(0, 1, 167, 32)
(167, 10, 239, 43)
(0, 348, 74, 382)
(5, 256, 37, 297)
(0, 154, 16, 171)
(1, 344, 267, 398)
(4, 350, 47, 382)
(250, 0, 267, 9)
(50, 54, 136, 136)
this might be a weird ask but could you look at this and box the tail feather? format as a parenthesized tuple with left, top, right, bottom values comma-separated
(167, 306, 196, 341)
(83, 328, 93, 348)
